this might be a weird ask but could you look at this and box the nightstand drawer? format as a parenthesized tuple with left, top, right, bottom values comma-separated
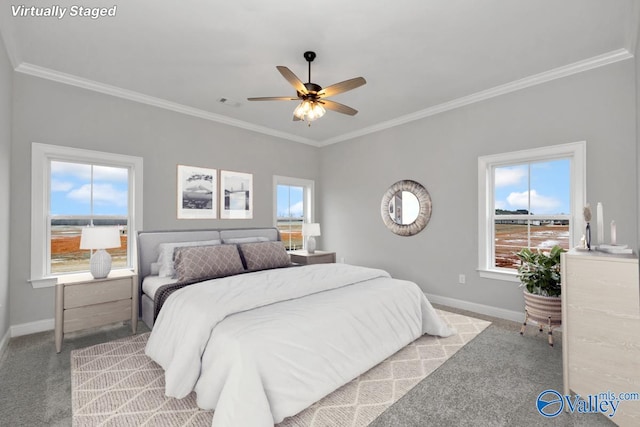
(63, 299, 132, 333)
(64, 278, 132, 309)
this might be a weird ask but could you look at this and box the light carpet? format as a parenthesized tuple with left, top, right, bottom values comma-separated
(71, 310, 490, 426)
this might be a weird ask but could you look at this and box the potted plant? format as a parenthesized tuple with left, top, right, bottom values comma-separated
(515, 245, 565, 346)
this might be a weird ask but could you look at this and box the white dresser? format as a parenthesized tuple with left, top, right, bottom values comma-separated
(561, 250, 640, 426)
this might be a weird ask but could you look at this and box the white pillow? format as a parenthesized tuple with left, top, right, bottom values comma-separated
(157, 239, 221, 277)
(222, 236, 269, 244)
(150, 262, 161, 275)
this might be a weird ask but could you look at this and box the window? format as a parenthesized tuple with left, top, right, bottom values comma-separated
(273, 176, 314, 250)
(31, 143, 143, 287)
(478, 142, 585, 281)
(50, 161, 129, 274)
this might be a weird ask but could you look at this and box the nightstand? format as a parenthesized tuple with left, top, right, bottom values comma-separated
(289, 250, 336, 265)
(55, 270, 138, 353)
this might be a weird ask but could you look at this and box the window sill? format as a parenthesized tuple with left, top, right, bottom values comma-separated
(478, 269, 520, 283)
(29, 277, 58, 289)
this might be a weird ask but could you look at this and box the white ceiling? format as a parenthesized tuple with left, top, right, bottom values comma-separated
(1, 0, 637, 146)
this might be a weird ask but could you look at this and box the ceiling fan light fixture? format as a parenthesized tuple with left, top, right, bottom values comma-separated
(294, 100, 325, 123)
(248, 51, 365, 124)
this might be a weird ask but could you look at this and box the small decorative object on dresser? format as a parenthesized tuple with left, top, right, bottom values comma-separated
(515, 245, 564, 346)
(302, 223, 321, 253)
(289, 250, 336, 265)
(80, 226, 122, 279)
(583, 204, 592, 250)
(55, 270, 138, 353)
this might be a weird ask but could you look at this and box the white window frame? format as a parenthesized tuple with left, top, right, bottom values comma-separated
(273, 175, 315, 249)
(30, 143, 143, 288)
(478, 141, 586, 282)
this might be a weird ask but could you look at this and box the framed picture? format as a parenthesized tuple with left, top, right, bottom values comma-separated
(220, 170, 253, 219)
(177, 165, 217, 219)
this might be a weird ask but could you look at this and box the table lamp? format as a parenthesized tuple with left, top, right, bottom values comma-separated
(80, 226, 121, 279)
(302, 223, 321, 254)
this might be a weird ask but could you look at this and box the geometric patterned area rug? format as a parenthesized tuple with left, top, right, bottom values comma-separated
(71, 310, 490, 427)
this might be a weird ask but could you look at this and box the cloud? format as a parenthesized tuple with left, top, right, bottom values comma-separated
(51, 161, 128, 182)
(289, 201, 304, 217)
(93, 166, 129, 182)
(278, 201, 304, 218)
(505, 189, 560, 214)
(495, 166, 527, 187)
(51, 179, 74, 192)
(67, 183, 128, 207)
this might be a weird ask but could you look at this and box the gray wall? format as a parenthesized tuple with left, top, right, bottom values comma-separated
(0, 35, 12, 339)
(9, 74, 320, 326)
(319, 59, 638, 316)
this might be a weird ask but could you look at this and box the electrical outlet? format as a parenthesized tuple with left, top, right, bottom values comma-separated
(458, 274, 466, 284)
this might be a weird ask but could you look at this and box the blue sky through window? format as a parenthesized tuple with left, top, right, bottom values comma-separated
(494, 158, 570, 215)
(277, 185, 304, 218)
(50, 161, 129, 216)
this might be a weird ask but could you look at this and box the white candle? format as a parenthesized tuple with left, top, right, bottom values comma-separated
(611, 220, 616, 245)
(597, 202, 604, 245)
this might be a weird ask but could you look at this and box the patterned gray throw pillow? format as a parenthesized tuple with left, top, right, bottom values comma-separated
(239, 241, 291, 271)
(174, 244, 245, 282)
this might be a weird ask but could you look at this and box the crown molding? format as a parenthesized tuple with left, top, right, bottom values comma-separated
(319, 49, 633, 146)
(14, 63, 319, 146)
(12, 48, 632, 148)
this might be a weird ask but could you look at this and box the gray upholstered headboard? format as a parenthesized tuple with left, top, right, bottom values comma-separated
(136, 227, 280, 293)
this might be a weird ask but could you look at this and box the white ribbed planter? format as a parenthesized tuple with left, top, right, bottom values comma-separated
(521, 289, 562, 346)
(523, 290, 562, 326)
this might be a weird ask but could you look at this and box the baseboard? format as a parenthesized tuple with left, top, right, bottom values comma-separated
(0, 328, 10, 362)
(10, 318, 54, 337)
(424, 292, 524, 323)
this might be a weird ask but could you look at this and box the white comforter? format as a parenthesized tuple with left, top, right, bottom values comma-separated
(146, 263, 454, 427)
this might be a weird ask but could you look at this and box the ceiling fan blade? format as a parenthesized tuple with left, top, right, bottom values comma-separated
(321, 100, 358, 116)
(247, 96, 299, 101)
(276, 66, 308, 94)
(318, 77, 366, 97)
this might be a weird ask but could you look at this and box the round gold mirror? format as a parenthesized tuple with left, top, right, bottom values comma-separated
(381, 180, 431, 236)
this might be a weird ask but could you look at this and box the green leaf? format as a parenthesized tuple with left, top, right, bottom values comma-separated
(514, 245, 565, 296)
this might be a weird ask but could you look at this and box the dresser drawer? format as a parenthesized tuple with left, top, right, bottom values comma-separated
(64, 278, 132, 309)
(565, 257, 640, 318)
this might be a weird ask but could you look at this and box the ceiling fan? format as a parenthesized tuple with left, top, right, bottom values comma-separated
(247, 51, 366, 124)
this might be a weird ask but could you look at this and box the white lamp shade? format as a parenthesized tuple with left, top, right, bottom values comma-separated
(302, 223, 321, 236)
(80, 227, 121, 250)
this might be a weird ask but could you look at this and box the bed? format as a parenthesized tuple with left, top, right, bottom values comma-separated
(137, 227, 454, 427)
